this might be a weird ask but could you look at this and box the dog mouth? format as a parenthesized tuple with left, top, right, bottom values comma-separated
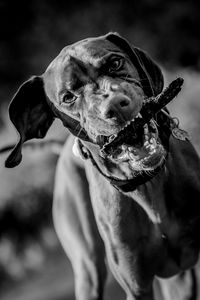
(96, 77, 185, 170)
(98, 113, 166, 170)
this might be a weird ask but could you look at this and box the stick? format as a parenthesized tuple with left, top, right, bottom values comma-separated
(140, 77, 184, 123)
(101, 77, 184, 154)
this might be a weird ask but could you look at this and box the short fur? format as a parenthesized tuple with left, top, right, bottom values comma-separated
(6, 33, 200, 300)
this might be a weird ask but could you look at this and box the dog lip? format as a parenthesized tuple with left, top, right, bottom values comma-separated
(100, 112, 143, 152)
(99, 116, 166, 172)
(112, 139, 166, 171)
(96, 135, 109, 147)
(140, 145, 166, 169)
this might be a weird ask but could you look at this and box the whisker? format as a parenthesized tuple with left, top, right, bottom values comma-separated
(77, 127, 84, 138)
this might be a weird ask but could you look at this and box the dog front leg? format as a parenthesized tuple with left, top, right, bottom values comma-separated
(107, 248, 154, 300)
(53, 139, 107, 300)
(97, 216, 155, 300)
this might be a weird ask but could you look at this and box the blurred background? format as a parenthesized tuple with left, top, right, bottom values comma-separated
(0, 0, 200, 299)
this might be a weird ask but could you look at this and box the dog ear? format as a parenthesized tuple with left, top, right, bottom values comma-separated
(5, 76, 55, 168)
(133, 46, 164, 96)
(105, 32, 164, 97)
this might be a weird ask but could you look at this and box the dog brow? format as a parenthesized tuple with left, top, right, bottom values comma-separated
(69, 56, 88, 74)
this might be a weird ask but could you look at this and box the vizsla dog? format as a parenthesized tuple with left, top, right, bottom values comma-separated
(5, 33, 200, 300)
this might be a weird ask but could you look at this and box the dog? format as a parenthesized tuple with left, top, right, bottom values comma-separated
(5, 33, 200, 300)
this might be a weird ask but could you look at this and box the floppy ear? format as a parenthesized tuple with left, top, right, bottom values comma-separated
(5, 76, 55, 168)
(105, 33, 164, 97)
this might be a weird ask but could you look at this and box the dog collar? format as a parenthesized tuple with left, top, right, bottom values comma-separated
(77, 139, 165, 193)
(90, 154, 165, 193)
(76, 110, 188, 193)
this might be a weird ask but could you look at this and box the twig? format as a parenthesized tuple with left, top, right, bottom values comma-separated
(101, 77, 184, 154)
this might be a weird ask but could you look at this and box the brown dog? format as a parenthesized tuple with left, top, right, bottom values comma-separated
(5, 33, 200, 300)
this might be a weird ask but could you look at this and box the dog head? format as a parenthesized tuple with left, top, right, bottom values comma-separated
(5, 33, 166, 174)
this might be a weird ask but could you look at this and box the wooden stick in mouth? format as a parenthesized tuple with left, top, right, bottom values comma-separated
(140, 77, 184, 123)
(101, 77, 184, 155)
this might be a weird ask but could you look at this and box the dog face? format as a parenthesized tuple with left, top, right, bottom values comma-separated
(44, 38, 143, 138)
(5, 33, 166, 172)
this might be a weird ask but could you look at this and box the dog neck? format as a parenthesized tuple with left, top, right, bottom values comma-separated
(77, 126, 193, 197)
(80, 135, 200, 231)
(77, 138, 165, 192)
(75, 110, 172, 192)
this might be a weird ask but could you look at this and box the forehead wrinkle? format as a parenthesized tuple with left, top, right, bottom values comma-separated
(68, 47, 104, 68)
(46, 36, 124, 76)
(45, 54, 77, 95)
(74, 41, 122, 66)
(57, 57, 92, 94)
(61, 38, 123, 66)
(44, 36, 141, 99)
(46, 35, 124, 69)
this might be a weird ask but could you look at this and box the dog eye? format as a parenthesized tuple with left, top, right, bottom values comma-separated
(62, 91, 77, 104)
(108, 58, 123, 73)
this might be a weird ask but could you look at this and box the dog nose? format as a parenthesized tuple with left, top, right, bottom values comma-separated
(102, 95, 133, 120)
